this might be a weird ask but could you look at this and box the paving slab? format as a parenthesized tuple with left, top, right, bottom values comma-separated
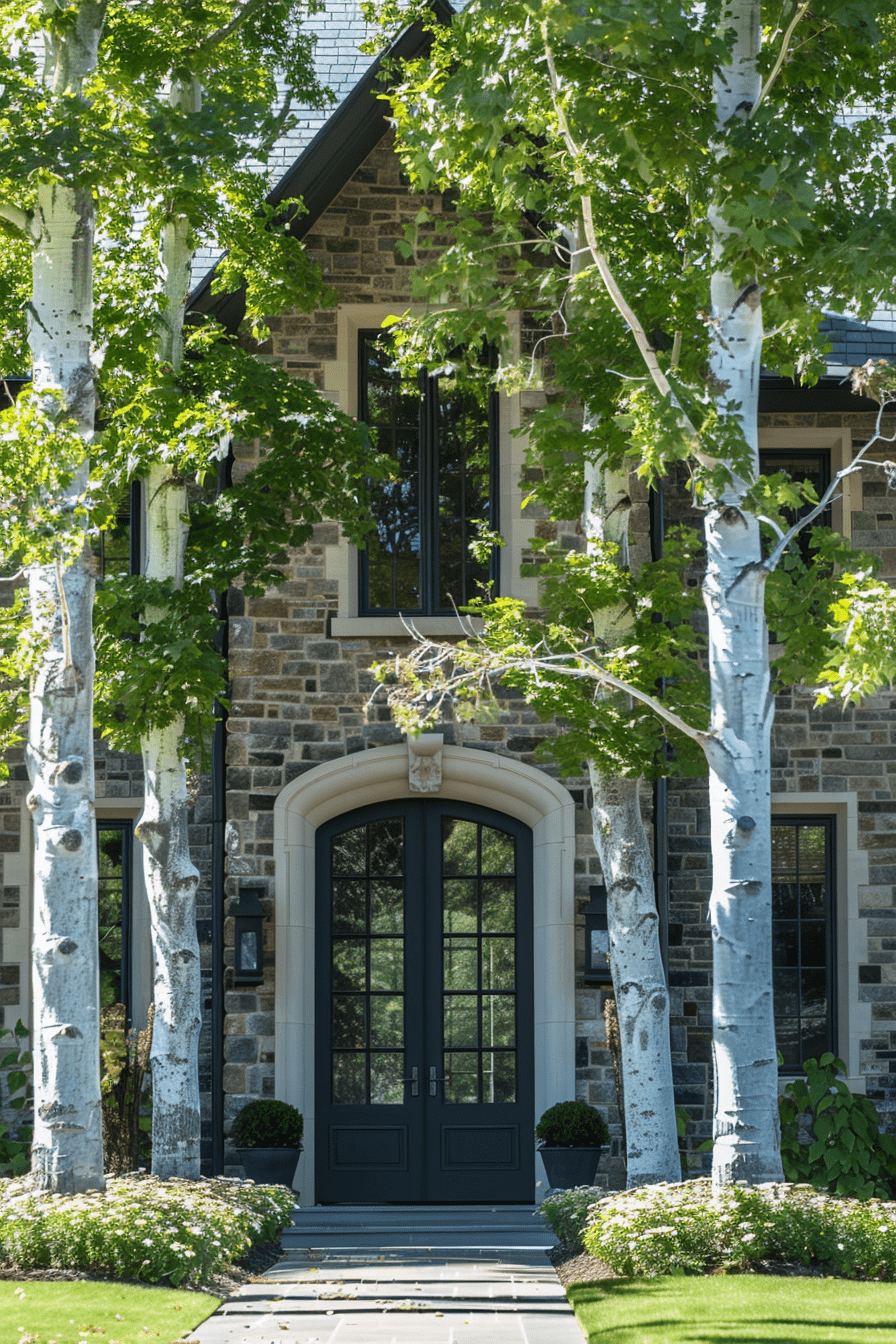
(188, 1248, 584, 1344)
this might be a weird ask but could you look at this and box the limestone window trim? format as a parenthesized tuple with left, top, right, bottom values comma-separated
(758, 427, 855, 541)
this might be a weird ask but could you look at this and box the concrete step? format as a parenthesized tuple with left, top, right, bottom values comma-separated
(282, 1204, 556, 1250)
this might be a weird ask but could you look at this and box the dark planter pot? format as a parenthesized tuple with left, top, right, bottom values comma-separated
(237, 1146, 302, 1190)
(539, 1145, 603, 1189)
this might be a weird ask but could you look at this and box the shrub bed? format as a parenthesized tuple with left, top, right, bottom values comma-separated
(0, 1173, 293, 1287)
(539, 1184, 602, 1248)
(578, 1178, 896, 1280)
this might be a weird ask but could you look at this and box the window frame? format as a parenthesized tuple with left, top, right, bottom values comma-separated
(758, 447, 832, 563)
(771, 813, 837, 1072)
(758, 427, 854, 542)
(93, 481, 142, 581)
(357, 330, 500, 617)
(96, 818, 134, 1023)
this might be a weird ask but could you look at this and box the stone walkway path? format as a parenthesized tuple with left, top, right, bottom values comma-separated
(189, 1248, 584, 1344)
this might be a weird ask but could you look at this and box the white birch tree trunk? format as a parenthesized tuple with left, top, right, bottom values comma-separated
(587, 769, 680, 1186)
(137, 461, 202, 1179)
(704, 0, 783, 1186)
(136, 101, 203, 1174)
(135, 70, 202, 1177)
(24, 3, 108, 1192)
(137, 711, 201, 1179)
(584, 458, 680, 1187)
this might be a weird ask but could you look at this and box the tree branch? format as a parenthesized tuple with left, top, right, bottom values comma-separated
(0, 202, 39, 239)
(377, 624, 716, 752)
(751, 2, 810, 117)
(256, 89, 294, 156)
(763, 402, 896, 572)
(542, 36, 719, 472)
(197, 0, 269, 53)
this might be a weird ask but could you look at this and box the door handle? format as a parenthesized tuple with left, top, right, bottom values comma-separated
(429, 1065, 447, 1096)
(401, 1065, 419, 1097)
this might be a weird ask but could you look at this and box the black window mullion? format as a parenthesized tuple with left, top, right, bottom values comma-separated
(772, 816, 835, 1070)
(96, 819, 133, 1025)
(365, 825, 372, 1103)
(488, 386, 500, 596)
(422, 371, 438, 614)
(825, 818, 838, 1065)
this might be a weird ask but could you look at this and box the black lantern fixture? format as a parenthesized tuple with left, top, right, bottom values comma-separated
(233, 887, 265, 985)
(584, 883, 613, 985)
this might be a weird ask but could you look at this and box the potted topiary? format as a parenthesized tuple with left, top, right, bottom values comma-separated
(535, 1099, 609, 1189)
(232, 1099, 303, 1190)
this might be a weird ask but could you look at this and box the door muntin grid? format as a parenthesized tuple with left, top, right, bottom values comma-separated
(330, 817, 406, 1105)
(441, 816, 518, 1104)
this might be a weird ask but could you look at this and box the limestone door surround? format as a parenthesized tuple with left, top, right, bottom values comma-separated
(272, 744, 576, 1205)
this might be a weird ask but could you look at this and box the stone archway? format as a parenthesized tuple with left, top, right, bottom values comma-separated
(272, 745, 576, 1205)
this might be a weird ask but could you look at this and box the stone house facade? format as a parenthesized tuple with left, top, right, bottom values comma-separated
(3, 5, 896, 1199)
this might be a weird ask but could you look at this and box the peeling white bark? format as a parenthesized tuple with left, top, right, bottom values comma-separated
(704, 0, 783, 1186)
(26, 177, 103, 1191)
(136, 73, 203, 1178)
(588, 769, 681, 1186)
(138, 458, 201, 1178)
(137, 714, 201, 1180)
(584, 459, 680, 1187)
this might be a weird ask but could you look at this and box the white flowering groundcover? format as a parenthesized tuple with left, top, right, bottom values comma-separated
(541, 1179, 896, 1280)
(0, 1175, 294, 1286)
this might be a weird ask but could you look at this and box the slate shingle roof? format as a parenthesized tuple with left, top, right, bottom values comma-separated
(190, 4, 896, 371)
(819, 313, 896, 366)
(191, 2, 383, 286)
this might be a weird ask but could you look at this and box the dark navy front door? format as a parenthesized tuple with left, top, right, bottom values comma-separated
(315, 800, 534, 1203)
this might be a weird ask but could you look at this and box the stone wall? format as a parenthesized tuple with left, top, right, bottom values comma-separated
(219, 132, 896, 1186)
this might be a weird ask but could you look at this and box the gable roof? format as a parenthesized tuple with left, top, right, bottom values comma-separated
(188, 1, 454, 334)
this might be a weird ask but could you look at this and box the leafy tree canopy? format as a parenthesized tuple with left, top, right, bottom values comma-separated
(362, 0, 896, 756)
(0, 0, 386, 754)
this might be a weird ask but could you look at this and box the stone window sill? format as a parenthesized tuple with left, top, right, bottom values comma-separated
(329, 617, 484, 639)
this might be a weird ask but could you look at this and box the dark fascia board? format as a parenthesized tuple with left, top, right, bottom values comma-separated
(759, 373, 880, 414)
(188, 0, 455, 334)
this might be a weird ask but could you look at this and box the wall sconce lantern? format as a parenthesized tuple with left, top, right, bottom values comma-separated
(233, 888, 265, 985)
(584, 884, 613, 986)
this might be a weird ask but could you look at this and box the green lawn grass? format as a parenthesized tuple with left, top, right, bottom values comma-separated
(568, 1275, 896, 1343)
(0, 1281, 222, 1344)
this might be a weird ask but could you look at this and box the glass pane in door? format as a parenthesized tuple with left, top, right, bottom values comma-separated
(330, 819, 405, 1103)
(441, 817, 517, 1103)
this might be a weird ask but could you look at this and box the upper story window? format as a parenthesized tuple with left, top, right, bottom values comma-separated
(759, 449, 831, 563)
(772, 816, 836, 1071)
(358, 333, 498, 616)
(92, 482, 141, 580)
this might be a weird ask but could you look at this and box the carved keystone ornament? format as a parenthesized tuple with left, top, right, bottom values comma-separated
(407, 733, 444, 794)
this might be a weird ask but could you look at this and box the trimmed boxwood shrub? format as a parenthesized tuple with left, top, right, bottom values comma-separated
(231, 1099, 303, 1149)
(535, 1100, 609, 1148)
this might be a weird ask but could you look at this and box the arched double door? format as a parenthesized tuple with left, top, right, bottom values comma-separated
(315, 799, 534, 1203)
